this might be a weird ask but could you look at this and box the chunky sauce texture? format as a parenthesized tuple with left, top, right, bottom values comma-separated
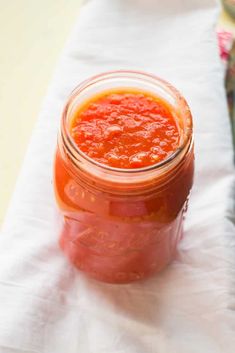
(70, 90, 180, 168)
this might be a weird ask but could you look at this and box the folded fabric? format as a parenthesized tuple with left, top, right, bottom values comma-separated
(0, 1, 235, 352)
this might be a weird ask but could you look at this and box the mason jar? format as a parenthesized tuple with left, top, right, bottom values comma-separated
(54, 71, 194, 283)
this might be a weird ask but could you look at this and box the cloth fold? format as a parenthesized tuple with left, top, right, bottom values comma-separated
(0, 1, 235, 352)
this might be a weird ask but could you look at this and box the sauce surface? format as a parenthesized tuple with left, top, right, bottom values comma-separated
(70, 90, 180, 169)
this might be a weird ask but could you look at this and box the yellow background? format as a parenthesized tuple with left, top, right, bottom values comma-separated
(0, 0, 82, 224)
(0, 2, 234, 224)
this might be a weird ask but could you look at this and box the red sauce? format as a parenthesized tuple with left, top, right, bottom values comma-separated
(54, 83, 194, 284)
(71, 90, 180, 168)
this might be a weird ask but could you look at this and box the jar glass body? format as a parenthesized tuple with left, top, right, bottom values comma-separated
(54, 71, 194, 283)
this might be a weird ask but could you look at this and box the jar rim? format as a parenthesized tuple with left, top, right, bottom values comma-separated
(61, 70, 193, 181)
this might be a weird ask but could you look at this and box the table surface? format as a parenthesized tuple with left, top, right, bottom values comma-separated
(0, 2, 234, 225)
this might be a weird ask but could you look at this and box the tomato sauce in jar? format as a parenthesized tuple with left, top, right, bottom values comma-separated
(54, 71, 194, 283)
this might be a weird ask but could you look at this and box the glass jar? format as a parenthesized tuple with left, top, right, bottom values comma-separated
(54, 71, 194, 284)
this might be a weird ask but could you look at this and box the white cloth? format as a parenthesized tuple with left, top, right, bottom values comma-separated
(0, 1, 235, 352)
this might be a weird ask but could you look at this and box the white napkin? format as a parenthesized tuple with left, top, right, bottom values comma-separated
(0, 1, 235, 352)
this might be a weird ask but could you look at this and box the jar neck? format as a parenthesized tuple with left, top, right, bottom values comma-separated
(58, 71, 193, 196)
(59, 130, 193, 196)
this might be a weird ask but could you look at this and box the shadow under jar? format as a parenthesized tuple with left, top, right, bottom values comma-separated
(54, 70, 194, 284)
